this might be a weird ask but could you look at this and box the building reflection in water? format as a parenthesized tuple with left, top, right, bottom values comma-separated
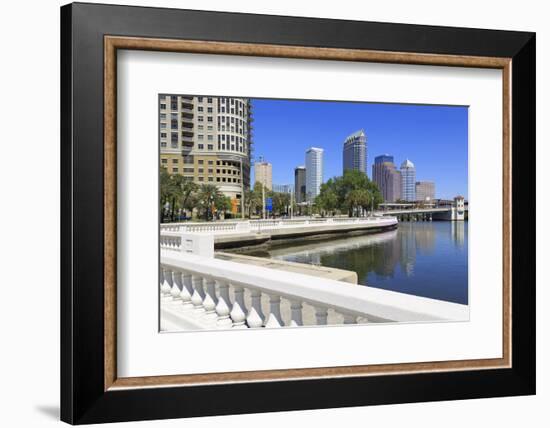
(243, 221, 468, 305)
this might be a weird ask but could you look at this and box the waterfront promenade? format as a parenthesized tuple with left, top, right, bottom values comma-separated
(161, 216, 398, 249)
(159, 216, 469, 331)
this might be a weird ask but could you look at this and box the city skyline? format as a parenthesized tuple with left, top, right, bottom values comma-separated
(251, 98, 468, 200)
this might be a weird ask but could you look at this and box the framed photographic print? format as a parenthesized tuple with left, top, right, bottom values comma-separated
(60, 2, 536, 424)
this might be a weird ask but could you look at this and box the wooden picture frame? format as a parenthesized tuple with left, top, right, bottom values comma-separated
(61, 2, 535, 424)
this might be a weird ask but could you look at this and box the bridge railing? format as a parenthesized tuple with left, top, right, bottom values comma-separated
(160, 249, 468, 331)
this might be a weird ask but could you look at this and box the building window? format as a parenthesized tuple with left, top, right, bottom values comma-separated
(198, 168, 204, 174)
(207, 116, 213, 122)
(160, 132, 167, 138)
(198, 116, 204, 122)
(183, 168, 194, 173)
(217, 177, 220, 182)
(161, 159, 167, 164)
(172, 167, 178, 173)
(198, 144, 204, 150)
(198, 106, 203, 112)
(198, 159, 204, 165)
(160, 123, 166, 129)
(208, 168, 213, 174)
(171, 120, 178, 129)
(207, 135, 213, 141)
(207, 107, 213, 113)
(160, 113, 166, 120)
(198, 134, 204, 140)
(207, 97, 213, 103)
(198, 125, 204, 130)
(207, 144, 213, 150)
(207, 125, 213, 131)
(160, 103, 166, 110)
(208, 177, 213, 182)
(198, 96, 203, 102)
(172, 159, 178, 164)
(198, 177, 204, 182)
(160, 142, 167, 148)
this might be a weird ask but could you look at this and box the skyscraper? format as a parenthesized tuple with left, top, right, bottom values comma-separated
(343, 130, 367, 174)
(294, 166, 306, 203)
(273, 183, 292, 194)
(400, 159, 416, 201)
(372, 154, 402, 202)
(305, 147, 324, 202)
(254, 161, 273, 190)
(159, 95, 252, 199)
(416, 181, 435, 201)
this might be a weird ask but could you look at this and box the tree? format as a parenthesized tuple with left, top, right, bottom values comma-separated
(160, 167, 184, 222)
(315, 179, 339, 215)
(315, 170, 383, 217)
(272, 191, 291, 216)
(196, 184, 224, 220)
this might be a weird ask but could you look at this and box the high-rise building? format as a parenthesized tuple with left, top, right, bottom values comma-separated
(294, 166, 307, 203)
(400, 159, 416, 201)
(273, 183, 292, 194)
(416, 181, 435, 202)
(372, 154, 402, 202)
(254, 161, 272, 190)
(159, 94, 252, 200)
(305, 147, 324, 202)
(343, 130, 367, 174)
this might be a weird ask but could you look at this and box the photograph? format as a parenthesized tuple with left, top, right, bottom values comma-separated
(159, 95, 469, 331)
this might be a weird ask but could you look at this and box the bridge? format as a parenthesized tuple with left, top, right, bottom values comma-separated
(377, 198, 467, 221)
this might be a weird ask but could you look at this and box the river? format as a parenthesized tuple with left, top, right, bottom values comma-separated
(241, 221, 468, 305)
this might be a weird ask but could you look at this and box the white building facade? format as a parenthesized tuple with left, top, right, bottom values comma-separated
(400, 159, 416, 202)
(305, 147, 324, 202)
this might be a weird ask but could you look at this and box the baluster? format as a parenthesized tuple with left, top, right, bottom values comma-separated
(342, 313, 358, 325)
(246, 289, 265, 328)
(230, 285, 247, 328)
(170, 270, 181, 300)
(179, 272, 194, 310)
(215, 280, 233, 329)
(190, 275, 206, 316)
(265, 295, 284, 328)
(314, 306, 328, 326)
(159, 267, 164, 292)
(202, 277, 218, 324)
(289, 300, 303, 327)
(160, 267, 172, 298)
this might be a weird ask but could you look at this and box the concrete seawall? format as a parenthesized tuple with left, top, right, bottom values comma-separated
(214, 218, 398, 250)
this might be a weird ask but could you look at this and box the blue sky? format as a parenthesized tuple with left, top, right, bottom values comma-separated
(250, 98, 468, 200)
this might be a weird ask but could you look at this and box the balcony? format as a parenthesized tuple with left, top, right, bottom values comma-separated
(181, 121, 193, 129)
(181, 99, 193, 109)
(181, 108, 194, 118)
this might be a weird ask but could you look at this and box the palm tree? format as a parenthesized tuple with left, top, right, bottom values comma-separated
(196, 184, 224, 220)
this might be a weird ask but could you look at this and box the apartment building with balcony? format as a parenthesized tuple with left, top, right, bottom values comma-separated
(159, 94, 253, 201)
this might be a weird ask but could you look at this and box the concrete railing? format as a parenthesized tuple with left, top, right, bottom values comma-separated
(160, 248, 468, 331)
(160, 217, 397, 235)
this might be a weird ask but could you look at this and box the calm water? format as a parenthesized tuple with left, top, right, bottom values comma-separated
(242, 222, 468, 305)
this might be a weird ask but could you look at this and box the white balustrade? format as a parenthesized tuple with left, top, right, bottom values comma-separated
(230, 285, 247, 328)
(264, 295, 284, 328)
(215, 280, 233, 328)
(161, 216, 398, 239)
(246, 289, 265, 328)
(159, 251, 468, 332)
(190, 275, 206, 316)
